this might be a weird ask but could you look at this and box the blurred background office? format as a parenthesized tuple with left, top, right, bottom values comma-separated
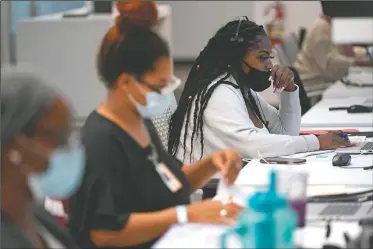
(1, 1, 321, 117)
(1, 3, 372, 247)
(1, 0, 372, 121)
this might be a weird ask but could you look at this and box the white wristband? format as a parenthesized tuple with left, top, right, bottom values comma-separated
(175, 205, 188, 223)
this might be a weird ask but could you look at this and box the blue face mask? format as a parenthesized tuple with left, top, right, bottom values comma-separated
(129, 77, 181, 119)
(28, 147, 86, 200)
(134, 91, 172, 119)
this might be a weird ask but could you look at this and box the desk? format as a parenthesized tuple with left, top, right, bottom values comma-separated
(235, 158, 373, 188)
(153, 222, 362, 248)
(322, 67, 373, 99)
(301, 97, 373, 128)
(153, 157, 372, 248)
(302, 126, 373, 132)
(323, 81, 373, 99)
(196, 157, 371, 248)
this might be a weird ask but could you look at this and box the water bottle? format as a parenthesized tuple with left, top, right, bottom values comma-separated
(220, 171, 297, 248)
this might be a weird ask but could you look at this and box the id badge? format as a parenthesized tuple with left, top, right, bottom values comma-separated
(155, 163, 182, 193)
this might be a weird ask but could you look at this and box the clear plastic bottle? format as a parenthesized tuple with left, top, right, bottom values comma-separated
(220, 171, 297, 248)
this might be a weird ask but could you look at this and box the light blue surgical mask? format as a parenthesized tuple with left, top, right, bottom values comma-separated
(9, 144, 86, 201)
(129, 76, 181, 119)
(28, 147, 86, 200)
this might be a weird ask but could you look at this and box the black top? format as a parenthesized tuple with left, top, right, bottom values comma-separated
(1, 204, 76, 248)
(68, 111, 190, 249)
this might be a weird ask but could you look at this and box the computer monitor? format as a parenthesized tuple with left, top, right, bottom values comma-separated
(321, 1, 373, 18)
(326, 1, 373, 44)
(92, 1, 112, 14)
(332, 18, 373, 44)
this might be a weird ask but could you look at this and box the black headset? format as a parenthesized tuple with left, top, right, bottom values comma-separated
(229, 16, 270, 127)
(230, 16, 249, 43)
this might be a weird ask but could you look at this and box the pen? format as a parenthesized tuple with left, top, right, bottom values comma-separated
(340, 133, 348, 139)
(329, 107, 348, 111)
(363, 166, 373, 170)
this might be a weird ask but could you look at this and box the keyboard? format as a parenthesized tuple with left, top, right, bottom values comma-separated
(361, 142, 373, 151)
(308, 202, 373, 221)
(320, 203, 361, 216)
(342, 71, 373, 86)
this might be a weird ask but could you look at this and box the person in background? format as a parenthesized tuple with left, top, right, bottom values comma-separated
(68, 2, 242, 249)
(293, 1, 373, 89)
(1, 66, 82, 248)
(168, 16, 351, 164)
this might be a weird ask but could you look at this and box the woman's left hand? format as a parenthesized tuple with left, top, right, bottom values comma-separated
(271, 65, 296, 92)
(209, 149, 242, 185)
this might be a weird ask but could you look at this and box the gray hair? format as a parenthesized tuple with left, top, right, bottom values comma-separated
(1, 66, 57, 146)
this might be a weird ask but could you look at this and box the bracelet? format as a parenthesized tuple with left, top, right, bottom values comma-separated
(175, 205, 188, 223)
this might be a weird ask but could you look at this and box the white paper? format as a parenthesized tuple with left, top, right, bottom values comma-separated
(348, 136, 367, 143)
(215, 180, 248, 207)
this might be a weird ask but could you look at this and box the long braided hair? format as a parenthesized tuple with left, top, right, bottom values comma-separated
(168, 17, 267, 161)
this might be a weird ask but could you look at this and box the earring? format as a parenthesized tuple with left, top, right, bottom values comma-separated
(9, 150, 22, 165)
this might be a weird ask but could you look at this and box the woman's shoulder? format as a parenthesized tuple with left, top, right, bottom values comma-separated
(83, 111, 116, 133)
(82, 111, 122, 144)
(308, 17, 331, 39)
(208, 74, 243, 99)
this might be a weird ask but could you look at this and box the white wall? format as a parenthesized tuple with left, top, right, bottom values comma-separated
(8, 1, 322, 63)
(253, 1, 322, 36)
(162, 1, 254, 60)
(1, 1, 11, 65)
(168, 1, 322, 61)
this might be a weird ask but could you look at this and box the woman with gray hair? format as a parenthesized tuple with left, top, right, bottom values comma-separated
(1, 66, 82, 248)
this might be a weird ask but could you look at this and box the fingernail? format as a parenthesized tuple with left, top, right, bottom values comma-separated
(224, 178, 228, 184)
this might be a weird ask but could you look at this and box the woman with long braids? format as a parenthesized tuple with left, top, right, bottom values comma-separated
(168, 17, 350, 163)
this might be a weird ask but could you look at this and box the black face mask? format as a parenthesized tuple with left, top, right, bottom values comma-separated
(240, 61, 272, 92)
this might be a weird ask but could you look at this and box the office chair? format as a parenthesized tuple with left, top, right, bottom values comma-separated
(273, 45, 291, 67)
(150, 93, 203, 203)
(298, 27, 307, 50)
(150, 94, 177, 150)
(281, 33, 300, 66)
